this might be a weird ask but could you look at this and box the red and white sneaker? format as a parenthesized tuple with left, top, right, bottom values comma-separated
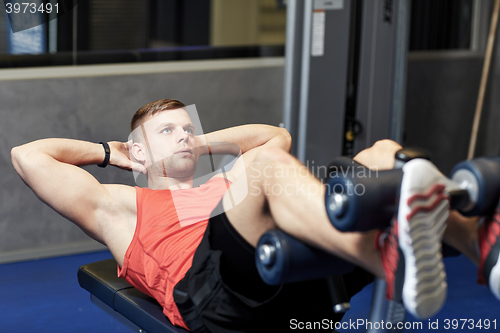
(377, 159, 450, 319)
(477, 207, 500, 301)
(375, 218, 405, 303)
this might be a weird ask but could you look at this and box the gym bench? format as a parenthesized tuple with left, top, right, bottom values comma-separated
(78, 258, 188, 333)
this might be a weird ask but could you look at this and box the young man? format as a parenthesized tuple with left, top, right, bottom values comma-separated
(11, 99, 500, 332)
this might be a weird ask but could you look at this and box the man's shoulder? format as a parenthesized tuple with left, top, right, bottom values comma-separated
(209, 173, 235, 184)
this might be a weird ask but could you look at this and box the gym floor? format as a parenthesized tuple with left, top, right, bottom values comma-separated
(0, 251, 498, 332)
(342, 255, 500, 332)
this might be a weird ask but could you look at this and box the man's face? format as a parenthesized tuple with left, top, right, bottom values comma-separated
(138, 108, 200, 178)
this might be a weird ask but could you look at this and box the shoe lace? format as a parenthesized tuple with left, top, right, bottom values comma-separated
(478, 207, 500, 285)
(486, 209, 500, 250)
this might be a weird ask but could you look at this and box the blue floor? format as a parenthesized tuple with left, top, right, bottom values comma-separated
(342, 255, 500, 332)
(0, 251, 499, 332)
(0, 251, 130, 333)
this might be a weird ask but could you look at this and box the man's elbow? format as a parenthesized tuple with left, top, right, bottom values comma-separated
(11, 146, 25, 175)
(11, 146, 22, 169)
(11, 145, 33, 178)
(277, 127, 292, 152)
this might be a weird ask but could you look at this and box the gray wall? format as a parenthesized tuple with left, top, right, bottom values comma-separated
(476, 26, 500, 159)
(404, 16, 500, 175)
(2, 43, 500, 261)
(0, 59, 284, 259)
(404, 55, 483, 174)
(403, 0, 498, 175)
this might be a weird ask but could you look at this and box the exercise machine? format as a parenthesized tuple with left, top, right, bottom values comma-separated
(283, 0, 410, 166)
(255, 151, 500, 332)
(256, 148, 427, 332)
(78, 259, 187, 333)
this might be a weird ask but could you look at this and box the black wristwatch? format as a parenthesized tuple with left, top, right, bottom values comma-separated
(97, 142, 111, 168)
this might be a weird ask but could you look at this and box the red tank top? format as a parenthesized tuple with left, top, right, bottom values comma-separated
(117, 177, 232, 330)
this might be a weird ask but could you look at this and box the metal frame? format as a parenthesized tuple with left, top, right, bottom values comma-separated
(282, 0, 411, 331)
(283, 0, 352, 169)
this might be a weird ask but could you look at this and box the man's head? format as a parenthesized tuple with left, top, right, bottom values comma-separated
(131, 99, 186, 133)
(130, 99, 201, 180)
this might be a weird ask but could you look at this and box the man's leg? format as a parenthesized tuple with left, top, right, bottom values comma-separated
(223, 146, 495, 319)
(222, 146, 384, 278)
(222, 145, 500, 316)
(443, 211, 479, 265)
(445, 206, 500, 301)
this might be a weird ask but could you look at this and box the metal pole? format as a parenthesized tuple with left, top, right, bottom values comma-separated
(391, 0, 410, 144)
(297, 0, 313, 163)
(283, 0, 298, 132)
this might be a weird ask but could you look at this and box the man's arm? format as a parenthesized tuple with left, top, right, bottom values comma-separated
(199, 124, 292, 181)
(10, 139, 140, 244)
(203, 124, 291, 154)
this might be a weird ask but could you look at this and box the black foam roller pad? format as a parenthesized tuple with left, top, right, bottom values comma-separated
(256, 230, 355, 286)
(450, 157, 500, 217)
(325, 167, 402, 232)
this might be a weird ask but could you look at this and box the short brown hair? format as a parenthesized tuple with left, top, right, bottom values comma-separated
(131, 99, 186, 132)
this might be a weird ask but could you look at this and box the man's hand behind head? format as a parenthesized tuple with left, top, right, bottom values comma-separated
(109, 141, 147, 174)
